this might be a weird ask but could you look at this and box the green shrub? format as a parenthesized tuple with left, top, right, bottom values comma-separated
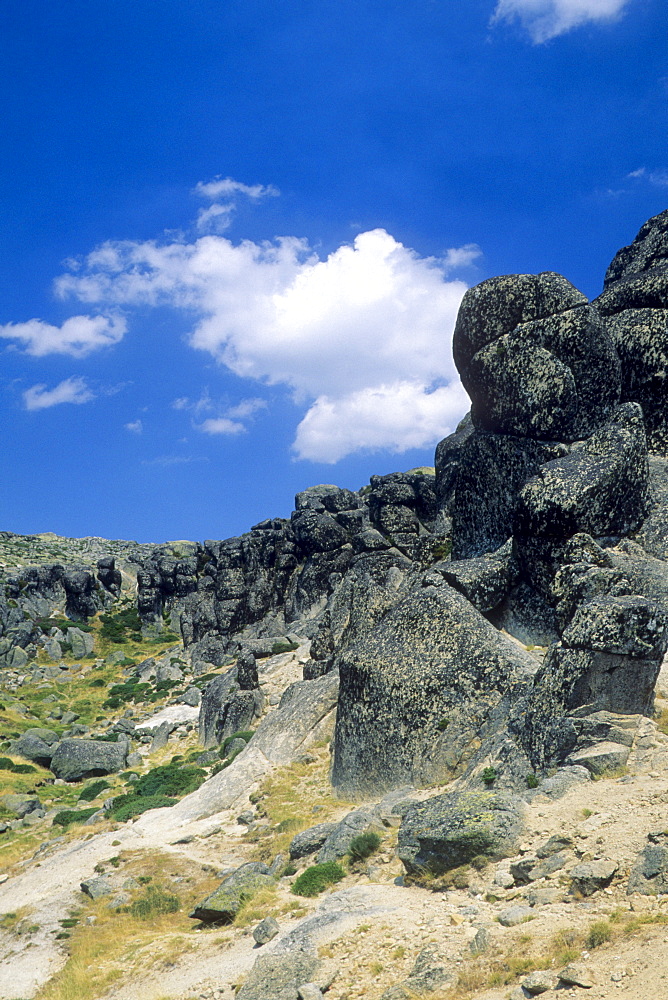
(271, 640, 299, 655)
(292, 861, 345, 897)
(53, 808, 98, 828)
(436, 717, 450, 731)
(78, 779, 111, 802)
(348, 831, 382, 862)
(525, 772, 540, 789)
(221, 730, 254, 756)
(587, 921, 613, 948)
(89, 678, 107, 688)
(481, 767, 498, 786)
(129, 885, 179, 920)
(99, 606, 142, 643)
(0, 757, 15, 770)
(10, 764, 36, 774)
(108, 794, 177, 823)
(432, 539, 453, 561)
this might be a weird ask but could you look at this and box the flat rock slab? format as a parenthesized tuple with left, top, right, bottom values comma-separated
(498, 905, 533, 927)
(566, 741, 630, 776)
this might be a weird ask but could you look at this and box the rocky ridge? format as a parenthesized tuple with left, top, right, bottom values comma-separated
(2, 210, 668, 1000)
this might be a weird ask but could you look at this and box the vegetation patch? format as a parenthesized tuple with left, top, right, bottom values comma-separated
(348, 831, 382, 863)
(128, 885, 180, 920)
(78, 779, 111, 802)
(291, 861, 345, 897)
(53, 808, 99, 829)
(108, 763, 206, 822)
(99, 605, 142, 644)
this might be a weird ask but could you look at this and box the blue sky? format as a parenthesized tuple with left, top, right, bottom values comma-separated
(1, 0, 667, 542)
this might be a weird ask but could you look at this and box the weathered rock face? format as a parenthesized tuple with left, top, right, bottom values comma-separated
(596, 210, 668, 455)
(453, 271, 619, 441)
(49, 738, 128, 781)
(331, 582, 537, 798)
(397, 789, 525, 877)
(628, 831, 668, 895)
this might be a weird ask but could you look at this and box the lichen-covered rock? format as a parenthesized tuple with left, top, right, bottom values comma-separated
(317, 808, 383, 863)
(332, 583, 537, 797)
(453, 272, 620, 441)
(397, 789, 525, 877)
(434, 540, 516, 612)
(569, 860, 618, 896)
(595, 210, 668, 455)
(514, 403, 649, 594)
(49, 738, 128, 781)
(289, 823, 339, 861)
(449, 431, 566, 558)
(189, 863, 275, 923)
(561, 595, 668, 658)
(627, 831, 668, 895)
(235, 948, 321, 1000)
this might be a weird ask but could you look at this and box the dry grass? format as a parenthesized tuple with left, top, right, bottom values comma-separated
(243, 747, 354, 863)
(34, 849, 220, 1000)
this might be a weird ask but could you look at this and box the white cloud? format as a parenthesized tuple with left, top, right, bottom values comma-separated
(23, 376, 95, 411)
(193, 176, 279, 233)
(197, 416, 246, 435)
(53, 225, 471, 462)
(491, 0, 631, 43)
(443, 244, 483, 270)
(125, 419, 143, 433)
(0, 314, 126, 357)
(293, 381, 471, 463)
(627, 166, 668, 188)
(227, 397, 267, 419)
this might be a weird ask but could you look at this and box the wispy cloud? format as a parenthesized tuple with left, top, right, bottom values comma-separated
(193, 175, 279, 233)
(0, 314, 126, 358)
(491, 0, 632, 43)
(23, 376, 95, 411)
(443, 244, 483, 271)
(124, 419, 143, 433)
(197, 416, 246, 435)
(628, 166, 668, 188)
(172, 392, 267, 435)
(141, 455, 209, 467)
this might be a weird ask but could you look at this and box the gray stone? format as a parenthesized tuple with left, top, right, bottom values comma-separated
(253, 915, 279, 945)
(236, 948, 321, 1000)
(397, 789, 525, 877)
(67, 627, 94, 659)
(149, 721, 174, 753)
(497, 904, 533, 927)
(126, 752, 143, 768)
(569, 860, 618, 896)
(627, 831, 668, 895)
(179, 685, 201, 707)
(562, 595, 668, 659)
(297, 986, 323, 1000)
(332, 583, 537, 797)
(522, 971, 555, 995)
(50, 738, 128, 781)
(189, 863, 275, 923)
(317, 809, 383, 863)
(11, 733, 57, 766)
(558, 963, 595, 988)
(566, 742, 630, 776)
(435, 541, 515, 612)
(289, 823, 339, 861)
(469, 926, 491, 955)
(80, 876, 113, 900)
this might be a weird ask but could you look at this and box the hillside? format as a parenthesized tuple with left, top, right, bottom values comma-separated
(1, 209, 668, 1000)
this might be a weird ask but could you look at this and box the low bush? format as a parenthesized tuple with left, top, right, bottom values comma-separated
(271, 640, 299, 655)
(9, 763, 36, 774)
(291, 861, 345, 897)
(108, 763, 206, 822)
(99, 606, 142, 643)
(348, 831, 382, 862)
(587, 921, 613, 948)
(53, 808, 98, 828)
(481, 767, 498, 786)
(78, 779, 111, 802)
(129, 885, 179, 920)
(221, 730, 254, 756)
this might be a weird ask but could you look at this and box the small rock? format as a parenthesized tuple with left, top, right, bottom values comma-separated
(469, 926, 490, 955)
(559, 963, 594, 988)
(570, 859, 618, 896)
(253, 916, 279, 946)
(80, 876, 113, 899)
(522, 970, 554, 994)
(237, 810, 255, 826)
(297, 986, 323, 1000)
(498, 904, 533, 927)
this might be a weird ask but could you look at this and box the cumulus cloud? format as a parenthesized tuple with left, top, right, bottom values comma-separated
(53, 225, 472, 462)
(293, 381, 470, 463)
(23, 376, 95, 411)
(0, 314, 126, 357)
(491, 0, 631, 43)
(124, 419, 143, 433)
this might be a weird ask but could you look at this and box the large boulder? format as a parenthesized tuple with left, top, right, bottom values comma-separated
(628, 831, 668, 895)
(453, 272, 619, 441)
(332, 582, 537, 798)
(49, 738, 128, 781)
(236, 948, 321, 1000)
(595, 210, 668, 455)
(514, 403, 649, 594)
(397, 789, 525, 877)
